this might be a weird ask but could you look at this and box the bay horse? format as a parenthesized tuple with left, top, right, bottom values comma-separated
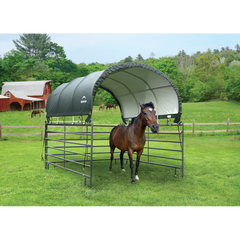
(106, 104, 116, 110)
(31, 110, 44, 118)
(99, 104, 105, 111)
(109, 102, 159, 184)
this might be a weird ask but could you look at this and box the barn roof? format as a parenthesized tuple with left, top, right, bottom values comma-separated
(46, 63, 182, 123)
(1, 80, 51, 96)
(0, 95, 10, 99)
(7, 90, 43, 102)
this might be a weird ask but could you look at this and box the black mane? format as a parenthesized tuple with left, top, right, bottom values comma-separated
(143, 102, 155, 109)
(128, 102, 155, 126)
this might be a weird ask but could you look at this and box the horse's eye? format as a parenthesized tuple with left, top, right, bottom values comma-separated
(143, 112, 147, 115)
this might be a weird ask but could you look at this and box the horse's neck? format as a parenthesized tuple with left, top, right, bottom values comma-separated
(131, 115, 147, 137)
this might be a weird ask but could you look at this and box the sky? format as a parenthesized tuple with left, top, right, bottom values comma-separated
(1, 33, 239, 65)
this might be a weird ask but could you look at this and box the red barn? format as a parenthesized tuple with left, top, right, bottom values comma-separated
(0, 80, 52, 111)
(0, 95, 10, 112)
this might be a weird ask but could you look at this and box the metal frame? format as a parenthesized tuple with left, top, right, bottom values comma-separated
(45, 120, 93, 187)
(44, 120, 184, 188)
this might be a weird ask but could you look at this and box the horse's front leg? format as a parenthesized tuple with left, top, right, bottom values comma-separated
(120, 150, 126, 172)
(128, 149, 135, 184)
(135, 149, 143, 181)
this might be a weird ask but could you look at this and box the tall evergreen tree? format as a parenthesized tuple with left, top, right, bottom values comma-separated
(136, 54, 145, 62)
(13, 34, 66, 60)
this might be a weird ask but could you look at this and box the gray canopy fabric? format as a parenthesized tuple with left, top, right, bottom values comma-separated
(46, 62, 182, 123)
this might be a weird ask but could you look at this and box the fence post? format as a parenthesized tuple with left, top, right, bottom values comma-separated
(0, 122, 2, 141)
(192, 119, 195, 137)
(227, 118, 230, 135)
(41, 121, 43, 141)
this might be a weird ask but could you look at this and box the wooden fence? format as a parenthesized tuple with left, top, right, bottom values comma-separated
(185, 118, 240, 136)
(0, 121, 44, 141)
(0, 119, 240, 141)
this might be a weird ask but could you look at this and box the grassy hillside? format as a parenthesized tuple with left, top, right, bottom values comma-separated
(1, 100, 239, 126)
(0, 100, 240, 141)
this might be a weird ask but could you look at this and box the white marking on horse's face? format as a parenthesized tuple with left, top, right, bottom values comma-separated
(148, 108, 153, 112)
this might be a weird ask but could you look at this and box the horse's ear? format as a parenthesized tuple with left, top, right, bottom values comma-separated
(139, 103, 144, 109)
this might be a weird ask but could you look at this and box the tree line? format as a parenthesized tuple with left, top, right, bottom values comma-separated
(0, 34, 240, 105)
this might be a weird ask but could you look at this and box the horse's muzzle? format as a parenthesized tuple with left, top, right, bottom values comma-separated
(150, 124, 159, 133)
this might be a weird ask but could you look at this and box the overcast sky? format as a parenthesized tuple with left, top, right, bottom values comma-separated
(0, 30, 240, 64)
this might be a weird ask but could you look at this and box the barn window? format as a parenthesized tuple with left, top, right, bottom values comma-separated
(6, 93, 10, 97)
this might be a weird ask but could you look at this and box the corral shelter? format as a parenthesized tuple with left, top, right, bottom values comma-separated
(46, 63, 182, 123)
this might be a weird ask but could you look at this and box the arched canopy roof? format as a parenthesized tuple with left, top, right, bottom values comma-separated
(46, 62, 182, 123)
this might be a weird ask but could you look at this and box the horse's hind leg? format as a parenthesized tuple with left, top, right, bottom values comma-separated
(109, 146, 115, 173)
(120, 150, 126, 172)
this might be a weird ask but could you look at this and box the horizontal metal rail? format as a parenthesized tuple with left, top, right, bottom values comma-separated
(145, 146, 182, 152)
(45, 138, 91, 146)
(46, 146, 91, 157)
(46, 130, 91, 135)
(46, 153, 90, 168)
(136, 160, 181, 169)
(47, 162, 90, 178)
(140, 153, 182, 161)
(47, 122, 92, 126)
(147, 139, 182, 144)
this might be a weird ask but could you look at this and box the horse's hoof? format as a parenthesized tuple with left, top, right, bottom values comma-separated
(122, 169, 126, 172)
(135, 175, 139, 181)
(131, 180, 136, 184)
(109, 170, 112, 173)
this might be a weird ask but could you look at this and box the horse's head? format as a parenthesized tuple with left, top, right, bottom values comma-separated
(139, 102, 159, 133)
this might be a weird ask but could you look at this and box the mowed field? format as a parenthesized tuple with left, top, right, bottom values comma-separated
(0, 101, 240, 206)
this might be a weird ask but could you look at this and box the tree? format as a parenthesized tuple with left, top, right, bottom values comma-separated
(193, 52, 221, 82)
(213, 49, 219, 54)
(0, 50, 26, 82)
(188, 53, 227, 101)
(207, 48, 212, 54)
(225, 54, 236, 67)
(178, 50, 186, 57)
(150, 52, 156, 58)
(235, 44, 240, 52)
(174, 55, 196, 79)
(123, 56, 133, 63)
(78, 63, 89, 77)
(150, 57, 184, 98)
(226, 65, 240, 101)
(45, 57, 78, 73)
(13, 34, 66, 60)
(135, 54, 144, 62)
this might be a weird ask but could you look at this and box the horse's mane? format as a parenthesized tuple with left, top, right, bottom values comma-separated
(128, 102, 155, 126)
(143, 102, 155, 109)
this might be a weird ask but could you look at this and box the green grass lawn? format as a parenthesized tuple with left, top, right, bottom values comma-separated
(0, 135, 239, 206)
(0, 101, 240, 206)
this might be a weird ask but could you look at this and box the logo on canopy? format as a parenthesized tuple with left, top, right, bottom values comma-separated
(81, 96, 87, 103)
